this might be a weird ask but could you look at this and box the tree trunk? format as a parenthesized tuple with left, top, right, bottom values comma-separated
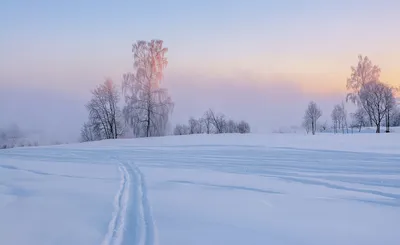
(311, 120, 315, 135)
(146, 108, 151, 137)
(376, 123, 380, 133)
(386, 112, 390, 133)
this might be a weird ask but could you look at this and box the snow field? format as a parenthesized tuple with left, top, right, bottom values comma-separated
(0, 133, 399, 245)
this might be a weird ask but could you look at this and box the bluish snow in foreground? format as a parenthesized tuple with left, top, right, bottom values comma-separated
(0, 133, 399, 245)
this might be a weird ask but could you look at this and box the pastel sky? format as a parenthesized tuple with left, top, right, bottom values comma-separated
(1, 0, 399, 142)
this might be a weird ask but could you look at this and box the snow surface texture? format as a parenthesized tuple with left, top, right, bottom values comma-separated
(0, 133, 399, 245)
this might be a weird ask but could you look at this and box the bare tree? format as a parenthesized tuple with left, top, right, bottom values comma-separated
(85, 79, 122, 140)
(302, 117, 311, 134)
(237, 120, 251, 134)
(390, 107, 400, 127)
(226, 119, 238, 133)
(122, 39, 174, 138)
(176, 113, 250, 135)
(197, 118, 206, 134)
(80, 122, 96, 142)
(173, 124, 190, 135)
(384, 86, 397, 133)
(318, 121, 328, 132)
(346, 55, 381, 125)
(359, 81, 396, 133)
(331, 106, 339, 134)
(331, 103, 348, 134)
(206, 109, 227, 134)
(203, 110, 214, 134)
(350, 107, 368, 132)
(188, 117, 201, 134)
(188, 117, 196, 134)
(303, 101, 322, 135)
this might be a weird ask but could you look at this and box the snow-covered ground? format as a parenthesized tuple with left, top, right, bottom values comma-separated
(0, 133, 399, 245)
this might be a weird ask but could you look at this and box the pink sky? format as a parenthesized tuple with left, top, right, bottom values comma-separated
(1, 0, 399, 142)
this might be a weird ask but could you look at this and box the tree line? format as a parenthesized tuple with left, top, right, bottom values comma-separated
(302, 55, 399, 135)
(173, 109, 250, 135)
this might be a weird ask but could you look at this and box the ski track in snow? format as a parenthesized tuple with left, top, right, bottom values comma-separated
(101, 160, 156, 245)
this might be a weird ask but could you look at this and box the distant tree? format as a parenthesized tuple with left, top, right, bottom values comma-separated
(359, 81, 396, 133)
(0, 131, 6, 141)
(237, 120, 251, 134)
(346, 55, 381, 125)
(203, 110, 214, 134)
(226, 119, 238, 133)
(384, 86, 399, 132)
(197, 118, 206, 134)
(318, 121, 328, 132)
(331, 106, 339, 133)
(302, 117, 311, 134)
(303, 101, 322, 135)
(188, 117, 196, 134)
(173, 124, 189, 135)
(80, 122, 96, 142)
(390, 107, 400, 127)
(8, 124, 23, 145)
(85, 79, 123, 140)
(122, 39, 174, 137)
(176, 113, 250, 135)
(350, 107, 368, 132)
(206, 109, 227, 134)
(188, 117, 204, 134)
(0, 124, 24, 148)
(331, 103, 348, 134)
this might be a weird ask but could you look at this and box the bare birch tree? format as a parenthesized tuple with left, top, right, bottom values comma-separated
(303, 101, 322, 135)
(346, 55, 381, 125)
(122, 40, 174, 137)
(85, 79, 122, 140)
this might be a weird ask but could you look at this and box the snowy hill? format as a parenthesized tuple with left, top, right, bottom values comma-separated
(0, 133, 399, 245)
